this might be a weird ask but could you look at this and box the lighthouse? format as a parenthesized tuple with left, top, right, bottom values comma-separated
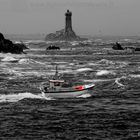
(65, 10, 72, 31)
(45, 10, 83, 41)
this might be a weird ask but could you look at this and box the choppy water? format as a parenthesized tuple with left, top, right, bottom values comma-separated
(0, 37, 140, 139)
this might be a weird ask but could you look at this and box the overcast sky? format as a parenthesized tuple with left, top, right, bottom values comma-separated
(0, 0, 140, 36)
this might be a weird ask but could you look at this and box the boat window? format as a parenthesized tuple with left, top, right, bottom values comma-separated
(54, 82, 60, 86)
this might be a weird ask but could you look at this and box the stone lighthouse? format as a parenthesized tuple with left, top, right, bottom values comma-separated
(45, 10, 82, 41)
(65, 10, 72, 31)
(64, 9, 77, 39)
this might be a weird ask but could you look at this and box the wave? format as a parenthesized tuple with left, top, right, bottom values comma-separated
(115, 77, 125, 87)
(96, 59, 128, 67)
(130, 74, 140, 78)
(18, 58, 32, 64)
(1, 56, 19, 62)
(96, 70, 116, 76)
(76, 68, 93, 72)
(0, 92, 52, 103)
(0, 53, 26, 58)
(77, 93, 91, 98)
(18, 58, 45, 65)
(97, 59, 115, 65)
(84, 79, 114, 83)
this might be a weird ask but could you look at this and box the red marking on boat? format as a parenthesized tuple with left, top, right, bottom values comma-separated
(73, 85, 83, 91)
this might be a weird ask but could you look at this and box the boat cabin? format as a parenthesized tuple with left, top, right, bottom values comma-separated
(49, 80, 65, 90)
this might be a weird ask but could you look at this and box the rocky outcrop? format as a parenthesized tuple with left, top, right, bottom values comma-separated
(0, 33, 27, 54)
(45, 10, 85, 41)
(45, 29, 80, 41)
(46, 45, 60, 50)
(112, 42, 124, 50)
(135, 47, 140, 51)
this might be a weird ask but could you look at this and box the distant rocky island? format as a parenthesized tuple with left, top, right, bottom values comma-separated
(0, 32, 27, 54)
(45, 10, 86, 41)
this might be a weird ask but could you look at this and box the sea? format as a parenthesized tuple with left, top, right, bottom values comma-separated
(0, 35, 140, 140)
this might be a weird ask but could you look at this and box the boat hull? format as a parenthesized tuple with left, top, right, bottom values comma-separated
(42, 84, 94, 98)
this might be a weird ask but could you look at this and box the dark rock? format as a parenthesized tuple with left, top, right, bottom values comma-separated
(112, 42, 124, 50)
(135, 47, 140, 51)
(14, 41, 29, 50)
(0, 32, 27, 54)
(46, 45, 60, 50)
(0, 33, 5, 41)
(124, 46, 140, 52)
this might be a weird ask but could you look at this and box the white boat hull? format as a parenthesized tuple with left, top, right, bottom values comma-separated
(42, 84, 94, 98)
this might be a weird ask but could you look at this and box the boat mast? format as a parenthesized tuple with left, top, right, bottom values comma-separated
(54, 65, 58, 79)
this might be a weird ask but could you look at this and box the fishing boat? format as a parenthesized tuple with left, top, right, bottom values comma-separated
(40, 66, 95, 98)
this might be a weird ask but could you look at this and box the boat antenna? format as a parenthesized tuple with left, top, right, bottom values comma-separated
(54, 65, 58, 79)
(56, 65, 58, 76)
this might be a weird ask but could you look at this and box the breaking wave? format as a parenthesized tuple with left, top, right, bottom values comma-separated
(115, 77, 125, 87)
(18, 58, 44, 65)
(77, 93, 92, 98)
(0, 92, 52, 103)
(130, 74, 140, 78)
(96, 59, 128, 67)
(97, 59, 115, 65)
(76, 68, 93, 72)
(1, 56, 19, 62)
(96, 70, 116, 76)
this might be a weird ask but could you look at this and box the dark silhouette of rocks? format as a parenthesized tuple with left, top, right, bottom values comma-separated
(0, 33, 27, 54)
(124, 46, 140, 52)
(135, 47, 140, 51)
(0, 33, 4, 41)
(46, 45, 60, 50)
(112, 42, 124, 50)
(112, 42, 140, 53)
(45, 10, 85, 41)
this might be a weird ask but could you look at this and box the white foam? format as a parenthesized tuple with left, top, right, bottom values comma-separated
(77, 94, 91, 98)
(88, 63, 97, 66)
(1, 56, 19, 62)
(18, 58, 30, 64)
(96, 70, 116, 76)
(0, 53, 26, 58)
(97, 59, 128, 67)
(18, 58, 44, 65)
(18, 58, 37, 64)
(115, 77, 125, 87)
(59, 69, 74, 74)
(25, 40, 46, 44)
(84, 79, 114, 83)
(0, 92, 52, 103)
(97, 59, 115, 65)
(130, 74, 140, 78)
(76, 68, 93, 72)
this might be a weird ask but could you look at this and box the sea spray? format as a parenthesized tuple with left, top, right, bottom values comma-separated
(0, 92, 52, 103)
(76, 68, 93, 72)
(130, 74, 140, 78)
(77, 93, 91, 98)
(96, 70, 116, 76)
(1, 56, 19, 62)
(18, 58, 45, 65)
(115, 77, 126, 87)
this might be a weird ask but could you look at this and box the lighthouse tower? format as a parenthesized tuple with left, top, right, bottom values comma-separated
(64, 9, 77, 39)
(45, 10, 82, 41)
(65, 10, 72, 31)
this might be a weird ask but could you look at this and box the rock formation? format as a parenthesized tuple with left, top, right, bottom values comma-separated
(46, 45, 60, 50)
(112, 42, 124, 50)
(45, 10, 84, 41)
(0, 32, 27, 54)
